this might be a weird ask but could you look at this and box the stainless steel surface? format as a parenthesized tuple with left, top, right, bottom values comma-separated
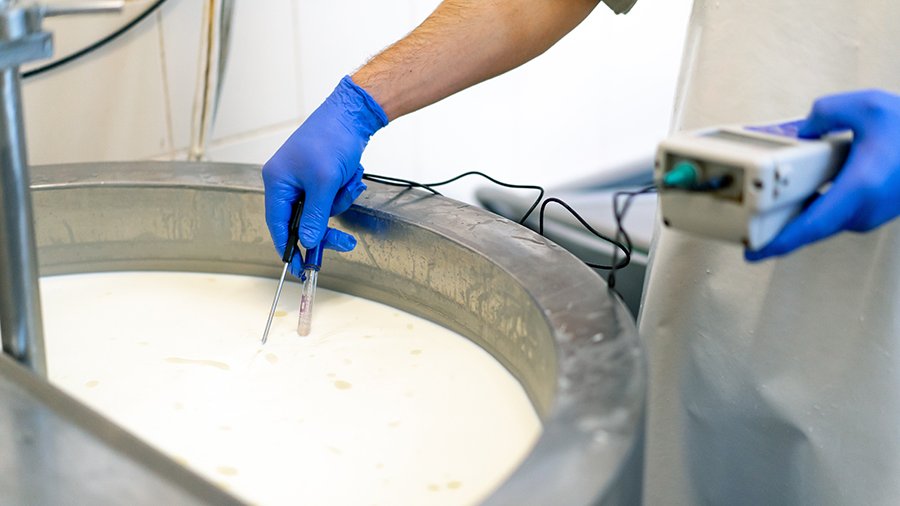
(41, 1, 125, 17)
(0, 0, 122, 374)
(0, 66, 44, 374)
(0, 32, 52, 69)
(20, 161, 644, 505)
(261, 262, 288, 344)
(0, 38, 46, 374)
(477, 183, 657, 319)
(0, 354, 243, 505)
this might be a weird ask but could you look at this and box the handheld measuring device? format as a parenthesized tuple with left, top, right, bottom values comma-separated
(655, 121, 852, 249)
(261, 198, 323, 343)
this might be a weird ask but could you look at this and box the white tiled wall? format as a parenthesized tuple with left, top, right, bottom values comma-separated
(158, 0, 204, 153)
(212, 0, 301, 141)
(23, 9, 171, 164)
(22, 0, 691, 204)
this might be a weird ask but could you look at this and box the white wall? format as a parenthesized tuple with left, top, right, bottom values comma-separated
(22, 0, 691, 205)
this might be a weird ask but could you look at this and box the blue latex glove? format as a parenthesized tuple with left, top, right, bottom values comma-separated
(263, 75, 388, 276)
(746, 89, 900, 261)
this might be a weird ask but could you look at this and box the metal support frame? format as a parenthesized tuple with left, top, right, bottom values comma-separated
(0, 4, 51, 375)
(0, 1, 123, 375)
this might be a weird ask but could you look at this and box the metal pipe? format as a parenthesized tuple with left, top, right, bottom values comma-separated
(41, 1, 125, 17)
(0, 0, 124, 374)
(0, 67, 45, 376)
(188, 0, 234, 161)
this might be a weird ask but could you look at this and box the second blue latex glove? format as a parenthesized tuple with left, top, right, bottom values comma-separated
(746, 89, 900, 261)
(263, 76, 388, 276)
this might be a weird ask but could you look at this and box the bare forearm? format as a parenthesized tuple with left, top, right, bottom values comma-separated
(352, 0, 601, 121)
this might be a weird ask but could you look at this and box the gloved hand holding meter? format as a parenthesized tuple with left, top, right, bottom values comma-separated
(656, 89, 900, 260)
(261, 82, 900, 331)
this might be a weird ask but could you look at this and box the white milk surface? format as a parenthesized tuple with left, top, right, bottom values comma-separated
(40, 272, 542, 506)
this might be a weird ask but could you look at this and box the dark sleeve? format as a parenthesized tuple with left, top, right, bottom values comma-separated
(603, 0, 638, 14)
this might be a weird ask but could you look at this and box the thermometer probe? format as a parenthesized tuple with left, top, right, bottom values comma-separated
(261, 200, 304, 344)
(296, 245, 322, 336)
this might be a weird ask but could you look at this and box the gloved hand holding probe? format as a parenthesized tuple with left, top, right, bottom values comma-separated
(262, 75, 388, 276)
(747, 89, 900, 260)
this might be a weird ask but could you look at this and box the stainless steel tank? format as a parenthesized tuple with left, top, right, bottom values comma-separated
(0, 161, 644, 505)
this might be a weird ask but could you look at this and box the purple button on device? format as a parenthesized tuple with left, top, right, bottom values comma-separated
(745, 119, 805, 138)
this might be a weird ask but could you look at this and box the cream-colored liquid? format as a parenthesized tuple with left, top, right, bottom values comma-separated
(40, 272, 541, 506)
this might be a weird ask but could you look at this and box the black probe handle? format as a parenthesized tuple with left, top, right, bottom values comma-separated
(282, 198, 304, 263)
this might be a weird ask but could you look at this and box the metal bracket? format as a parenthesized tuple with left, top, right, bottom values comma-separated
(0, 32, 51, 69)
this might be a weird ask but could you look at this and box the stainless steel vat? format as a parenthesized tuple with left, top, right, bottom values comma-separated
(1, 161, 644, 505)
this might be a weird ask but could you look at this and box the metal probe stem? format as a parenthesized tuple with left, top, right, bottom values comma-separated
(260, 262, 289, 344)
(260, 198, 304, 345)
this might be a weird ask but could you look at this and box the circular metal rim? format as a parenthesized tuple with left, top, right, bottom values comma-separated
(30, 161, 645, 505)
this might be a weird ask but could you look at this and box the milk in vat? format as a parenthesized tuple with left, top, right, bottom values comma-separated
(40, 271, 541, 506)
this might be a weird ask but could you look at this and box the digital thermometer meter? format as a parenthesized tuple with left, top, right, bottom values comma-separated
(655, 121, 852, 249)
